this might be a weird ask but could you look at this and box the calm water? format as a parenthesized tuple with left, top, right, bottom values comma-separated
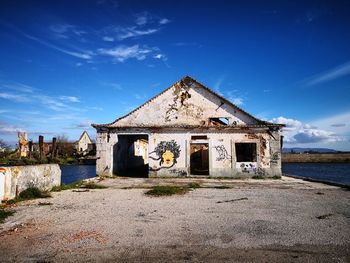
(282, 163, 350, 186)
(60, 164, 350, 186)
(60, 165, 96, 185)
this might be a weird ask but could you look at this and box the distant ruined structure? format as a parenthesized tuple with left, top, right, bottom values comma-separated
(18, 132, 29, 157)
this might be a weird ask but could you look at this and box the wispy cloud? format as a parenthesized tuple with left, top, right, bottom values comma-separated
(305, 61, 350, 86)
(76, 119, 93, 128)
(98, 45, 152, 62)
(101, 82, 122, 90)
(0, 121, 23, 135)
(0, 92, 30, 102)
(102, 36, 114, 42)
(23, 33, 93, 60)
(1, 82, 34, 93)
(115, 26, 159, 40)
(59, 96, 80, 103)
(135, 12, 150, 26)
(49, 23, 87, 39)
(159, 18, 170, 25)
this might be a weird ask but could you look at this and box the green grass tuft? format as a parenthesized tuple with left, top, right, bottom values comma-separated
(51, 181, 84, 192)
(18, 187, 51, 200)
(0, 208, 15, 223)
(188, 182, 201, 188)
(145, 185, 189, 196)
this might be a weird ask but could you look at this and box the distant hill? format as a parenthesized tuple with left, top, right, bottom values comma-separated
(282, 147, 339, 153)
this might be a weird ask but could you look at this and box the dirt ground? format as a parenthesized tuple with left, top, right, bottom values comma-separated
(0, 176, 349, 262)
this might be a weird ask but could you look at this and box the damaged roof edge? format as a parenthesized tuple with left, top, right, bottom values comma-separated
(91, 75, 286, 129)
(91, 123, 285, 129)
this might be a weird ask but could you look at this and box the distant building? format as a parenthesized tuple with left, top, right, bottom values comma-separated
(76, 131, 95, 155)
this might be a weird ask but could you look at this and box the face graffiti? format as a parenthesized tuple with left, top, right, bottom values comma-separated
(149, 140, 181, 171)
(162, 150, 174, 165)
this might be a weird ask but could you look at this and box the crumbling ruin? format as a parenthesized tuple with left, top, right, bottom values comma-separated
(92, 76, 284, 178)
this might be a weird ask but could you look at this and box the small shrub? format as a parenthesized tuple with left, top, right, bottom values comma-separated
(0, 208, 15, 223)
(188, 182, 201, 188)
(272, 175, 281, 179)
(19, 187, 51, 200)
(145, 185, 189, 196)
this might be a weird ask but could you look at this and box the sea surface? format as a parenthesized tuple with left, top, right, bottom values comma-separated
(60, 163, 350, 186)
(60, 165, 96, 185)
(282, 163, 350, 186)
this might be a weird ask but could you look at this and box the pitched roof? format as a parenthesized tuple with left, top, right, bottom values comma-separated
(92, 76, 284, 129)
(77, 131, 92, 143)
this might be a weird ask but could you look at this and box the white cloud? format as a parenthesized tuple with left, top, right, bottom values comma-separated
(77, 119, 93, 128)
(305, 61, 350, 86)
(98, 45, 152, 62)
(135, 13, 149, 25)
(1, 82, 34, 93)
(270, 116, 346, 144)
(23, 33, 93, 60)
(0, 121, 23, 134)
(159, 18, 170, 25)
(115, 26, 159, 40)
(231, 97, 244, 106)
(103, 36, 114, 42)
(0, 92, 30, 102)
(59, 96, 80, 103)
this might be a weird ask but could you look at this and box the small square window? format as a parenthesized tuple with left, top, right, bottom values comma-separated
(235, 143, 257, 162)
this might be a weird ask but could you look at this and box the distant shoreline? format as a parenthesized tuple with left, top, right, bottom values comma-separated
(282, 153, 350, 163)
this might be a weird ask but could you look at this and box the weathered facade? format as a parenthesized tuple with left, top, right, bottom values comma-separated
(92, 76, 284, 178)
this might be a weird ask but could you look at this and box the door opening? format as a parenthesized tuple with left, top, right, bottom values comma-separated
(113, 134, 149, 177)
(190, 143, 209, 175)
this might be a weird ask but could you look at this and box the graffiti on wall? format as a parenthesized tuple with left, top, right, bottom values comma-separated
(239, 163, 256, 173)
(270, 151, 280, 164)
(149, 140, 181, 171)
(213, 145, 231, 161)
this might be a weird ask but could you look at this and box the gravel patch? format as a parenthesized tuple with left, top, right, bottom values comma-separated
(0, 177, 349, 262)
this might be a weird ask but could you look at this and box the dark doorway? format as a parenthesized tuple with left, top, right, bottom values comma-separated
(113, 135, 149, 177)
(190, 143, 209, 175)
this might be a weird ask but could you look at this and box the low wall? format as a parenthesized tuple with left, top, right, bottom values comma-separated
(282, 153, 350, 163)
(0, 164, 61, 200)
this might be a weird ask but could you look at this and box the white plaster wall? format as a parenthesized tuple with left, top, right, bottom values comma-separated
(0, 164, 61, 200)
(113, 82, 258, 127)
(78, 133, 92, 152)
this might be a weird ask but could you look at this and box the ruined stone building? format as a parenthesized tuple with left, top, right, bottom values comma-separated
(92, 76, 284, 178)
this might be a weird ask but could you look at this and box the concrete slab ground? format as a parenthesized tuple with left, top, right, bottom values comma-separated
(0, 176, 349, 262)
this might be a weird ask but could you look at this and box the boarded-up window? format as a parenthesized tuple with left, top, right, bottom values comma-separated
(235, 143, 257, 162)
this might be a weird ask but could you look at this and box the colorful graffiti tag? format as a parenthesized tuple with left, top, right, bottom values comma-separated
(149, 140, 181, 170)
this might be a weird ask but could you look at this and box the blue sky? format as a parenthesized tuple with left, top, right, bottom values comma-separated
(0, 0, 350, 150)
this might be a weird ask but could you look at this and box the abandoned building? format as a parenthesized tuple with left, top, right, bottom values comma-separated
(75, 131, 95, 155)
(92, 76, 284, 178)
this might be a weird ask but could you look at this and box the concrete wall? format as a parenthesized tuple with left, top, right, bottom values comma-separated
(96, 129, 282, 178)
(0, 164, 61, 200)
